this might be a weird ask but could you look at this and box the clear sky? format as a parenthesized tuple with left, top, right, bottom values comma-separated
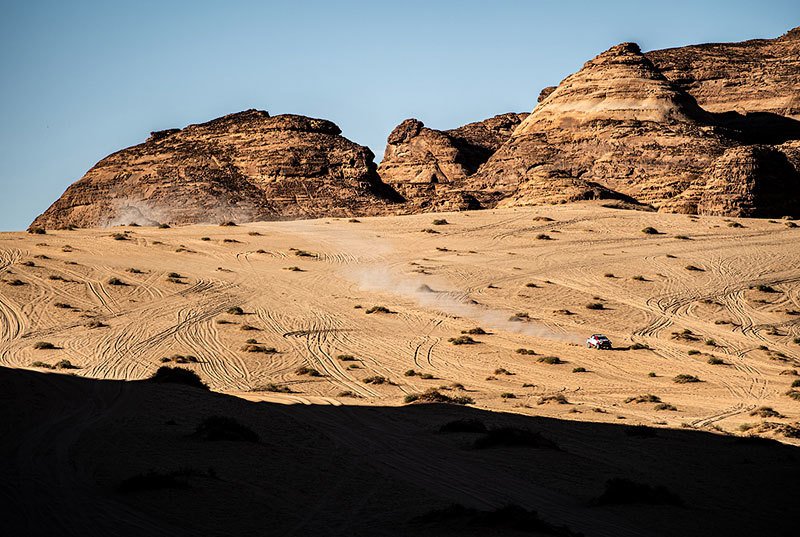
(1, 0, 797, 230)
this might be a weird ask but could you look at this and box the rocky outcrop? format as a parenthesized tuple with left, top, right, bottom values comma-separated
(647, 27, 800, 121)
(377, 113, 526, 210)
(31, 110, 401, 229)
(469, 43, 741, 210)
(667, 146, 800, 217)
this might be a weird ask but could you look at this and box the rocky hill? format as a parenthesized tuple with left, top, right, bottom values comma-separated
(377, 113, 526, 210)
(31, 110, 401, 229)
(31, 28, 800, 228)
(465, 35, 800, 216)
(647, 27, 800, 121)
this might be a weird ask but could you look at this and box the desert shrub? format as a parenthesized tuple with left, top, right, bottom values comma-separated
(641, 227, 659, 235)
(461, 327, 487, 335)
(21, 260, 35, 267)
(500, 392, 516, 399)
(432, 219, 448, 225)
(672, 329, 699, 341)
(537, 356, 563, 365)
(449, 335, 478, 345)
(219, 221, 237, 227)
(625, 394, 661, 404)
(673, 374, 701, 384)
(439, 419, 487, 434)
(337, 390, 360, 398)
(30, 361, 53, 369)
(241, 344, 276, 354)
(786, 390, 800, 401)
(750, 406, 784, 418)
(226, 306, 244, 315)
(167, 272, 183, 279)
(474, 427, 559, 450)
(604, 273, 616, 278)
(421, 228, 439, 234)
(654, 402, 677, 411)
(687, 349, 700, 355)
(111, 233, 128, 241)
(685, 265, 704, 271)
(674, 235, 691, 240)
(33, 341, 57, 350)
(704, 339, 717, 346)
(239, 324, 259, 331)
(28, 227, 46, 235)
(754, 284, 778, 293)
(525, 282, 539, 288)
(572, 367, 587, 373)
(522, 383, 536, 388)
(284, 266, 303, 272)
(728, 221, 744, 228)
(158, 223, 171, 229)
(107, 277, 126, 286)
(535, 233, 552, 240)
(126, 268, 143, 274)
(86, 320, 108, 328)
(200, 237, 211, 241)
(363, 375, 387, 384)
(515, 348, 536, 355)
(594, 478, 683, 506)
(494, 368, 513, 375)
(707, 357, 725, 365)
(586, 302, 604, 310)
(53, 302, 72, 309)
(365, 305, 393, 314)
(419, 373, 434, 379)
(6, 279, 27, 286)
(293, 249, 315, 257)
(648, 372, 657, 377)
(632, 275, 648, 281)
(538, 394, 568, 405)
(404, 369, 417, 377)
(631, 342, 649, 350)
(193, 416, 259, 442)
(253, 383, 292, 393)
(54, 359, 78, 369)
(404, 389, 473, 405)
(295, 366, 321, 377)
(792, 379, 800, 388)
(216, 319, 234, 325)
(337, 354, 356, 361)
(149, 367, 208, 390)
(222, 238, 241, 243)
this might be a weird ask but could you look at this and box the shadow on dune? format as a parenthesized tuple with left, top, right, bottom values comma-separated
(1, 366, 797, 537)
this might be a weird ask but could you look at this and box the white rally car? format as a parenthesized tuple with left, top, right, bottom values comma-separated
(586, 334, 612, 350)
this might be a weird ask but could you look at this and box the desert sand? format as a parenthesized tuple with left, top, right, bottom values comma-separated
(2, 203, 799, 536)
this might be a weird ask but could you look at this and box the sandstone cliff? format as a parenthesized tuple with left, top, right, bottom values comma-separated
(377, 113, 526, 210)
(647, 27, 800, 122)
(31, 110, 401, 229)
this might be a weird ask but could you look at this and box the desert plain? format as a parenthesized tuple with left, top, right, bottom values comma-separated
(2, 202, 799, 536)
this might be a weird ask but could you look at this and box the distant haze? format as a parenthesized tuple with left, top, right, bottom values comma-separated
(1, 0, 797, 230)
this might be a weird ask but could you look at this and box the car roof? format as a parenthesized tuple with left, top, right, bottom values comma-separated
(592, 334, 609, 338)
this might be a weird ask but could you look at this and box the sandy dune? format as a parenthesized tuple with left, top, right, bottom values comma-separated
(2, 203, 799, 535)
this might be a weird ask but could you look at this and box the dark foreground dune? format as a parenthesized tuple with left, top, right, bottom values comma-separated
(1, 366, 797, 537)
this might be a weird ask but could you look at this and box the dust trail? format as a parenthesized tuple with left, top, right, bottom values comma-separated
(349, 265, 584, 345)
(268, 219, 583, 344)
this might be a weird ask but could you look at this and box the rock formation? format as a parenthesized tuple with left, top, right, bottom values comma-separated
(647, 27, 800, 121)
(466, 39, 800, 217)
(377, 113, 526, 210)
(469, 43, 736, 209)
(31, 110, 401, 229)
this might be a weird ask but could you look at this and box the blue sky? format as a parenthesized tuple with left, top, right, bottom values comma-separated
(1, 0, 797, 230)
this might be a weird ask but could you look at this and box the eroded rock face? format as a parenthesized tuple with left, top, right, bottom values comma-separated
(471, 43, 737, 210)
(647, 27, 800, 121)
(377, 113, 526, 210)
(686, 146, 800, 217)
(31, 110, 401, 229)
